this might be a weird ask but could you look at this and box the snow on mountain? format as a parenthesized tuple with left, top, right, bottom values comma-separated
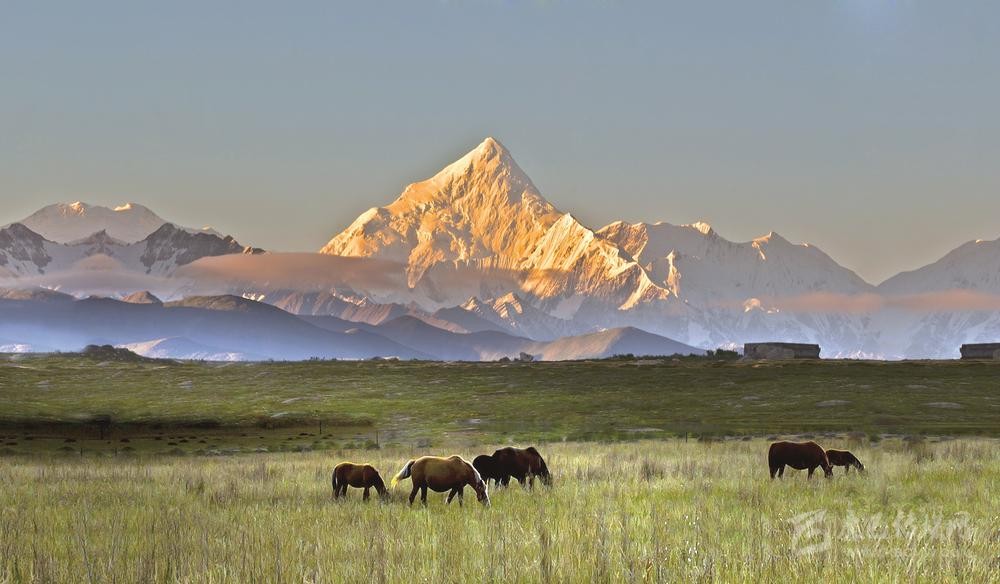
(266, 291, 412, 324)
(316, 137, 877, 353)
(0, 222, 260, 278)
(589, 220, 877, 356)
(456, 293, 593, 340)
(8, 142, 999, 359)
(0, 223, 53, 275)
(878, 236, 1000, 295)
(18, 202, 220, 244)
(321, 137, 561, 286)
(320, 137, 677, 314)
(597, 220, 873, 304)
(869, 236, 1000, 358)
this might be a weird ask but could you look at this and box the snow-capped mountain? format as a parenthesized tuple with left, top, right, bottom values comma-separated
(878, 237, 1000, 296)
(18, 202, 220, 244)
(321, 138, 561, 284)
(866, 236, 1000, 358)
(597, 220, 873, 304)
(0, 221, 261, 277)
(320, 138, 672, 314)
(4, 139, 1000, 359)
(316, 137, 875, 354)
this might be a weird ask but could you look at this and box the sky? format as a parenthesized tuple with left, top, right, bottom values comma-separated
(1, 1, 998, 284)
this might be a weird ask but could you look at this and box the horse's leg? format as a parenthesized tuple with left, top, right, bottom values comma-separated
(420, 486, 428, 506)
(446, 488, 458, 504)
(808, 466, 815, 479)
(769, 465, 777, 479)
(363, 487, 370, 501)
(845, 465, 850, 475)
(457, 487, 464, 507)
(777, 465, 785, 478)
(408, 485, 419, 506)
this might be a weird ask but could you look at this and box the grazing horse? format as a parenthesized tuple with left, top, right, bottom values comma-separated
(331, 462, 388, 500)
(473, 446, 551, 489)
(391, 455, 489, 507)
(768, 441, 833, 479)
(825, 449, 865, 474)
(472, 454, 504, 486)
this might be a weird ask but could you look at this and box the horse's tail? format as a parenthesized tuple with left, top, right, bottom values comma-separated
(391, 459, 415, 488)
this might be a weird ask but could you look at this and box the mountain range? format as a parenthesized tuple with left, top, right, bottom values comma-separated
(2, 138, 999, 360)
(1, 203, 262, 278)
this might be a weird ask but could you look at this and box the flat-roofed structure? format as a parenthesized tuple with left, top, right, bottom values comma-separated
(960, 343, 1000, 360)
(743, 342, 820, 360)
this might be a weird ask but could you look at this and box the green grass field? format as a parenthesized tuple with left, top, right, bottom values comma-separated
(2, 355, 999, 582)
(2, 355, 1000, 457)
(1, 439, 997, 583)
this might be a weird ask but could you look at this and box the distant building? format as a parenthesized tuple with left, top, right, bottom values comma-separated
(959, 343, 1000, 360)
(743, 342, 821, 360)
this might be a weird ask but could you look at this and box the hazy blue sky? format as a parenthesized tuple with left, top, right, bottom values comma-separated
(2, 1, 998, 283)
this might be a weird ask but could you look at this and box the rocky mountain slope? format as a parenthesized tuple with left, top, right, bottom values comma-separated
(0, 220, 260, 277)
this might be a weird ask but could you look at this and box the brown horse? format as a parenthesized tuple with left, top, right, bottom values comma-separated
(768, 441, 833, 479)
(473, 446, 551, 489)
(391, 455, 489, 507)
(331, 462, 388, 500)
(825, 449, 865, 474)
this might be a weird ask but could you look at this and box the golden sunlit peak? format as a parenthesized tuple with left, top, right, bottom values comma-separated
(114, 203, 135, 212)
(687, 221, 713, 235)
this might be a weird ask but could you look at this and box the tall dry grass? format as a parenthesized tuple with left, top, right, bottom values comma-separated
(0, 439, 997, 583)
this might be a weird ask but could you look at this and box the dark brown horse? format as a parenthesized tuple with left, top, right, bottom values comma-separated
(472, 455, 503, 486)
(825, 449, 865, 474)
(473, 446, 551, 488)
(391, 455, 489, 507)
(768, 441, 833, 479)
(331, 462, 388, 500)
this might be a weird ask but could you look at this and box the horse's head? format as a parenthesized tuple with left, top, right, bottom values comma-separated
(472, 475, 490, 506)
(854, 459, 866, 473)
(822, 463, 834, 478)
(537, 464, 553, 487)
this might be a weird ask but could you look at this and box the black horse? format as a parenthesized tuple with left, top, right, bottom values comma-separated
(825, 449, 865, 474)
(473, 446, 551, 488)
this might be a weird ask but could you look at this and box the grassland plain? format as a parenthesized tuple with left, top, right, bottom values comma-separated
(0, 439, 998, 583)
(2, 355, 1000, 456)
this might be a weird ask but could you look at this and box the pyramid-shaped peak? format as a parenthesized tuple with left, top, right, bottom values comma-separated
(379, 136, 556, 218)
(472, 136, 508, 158)
(433, 136, 519, 180)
